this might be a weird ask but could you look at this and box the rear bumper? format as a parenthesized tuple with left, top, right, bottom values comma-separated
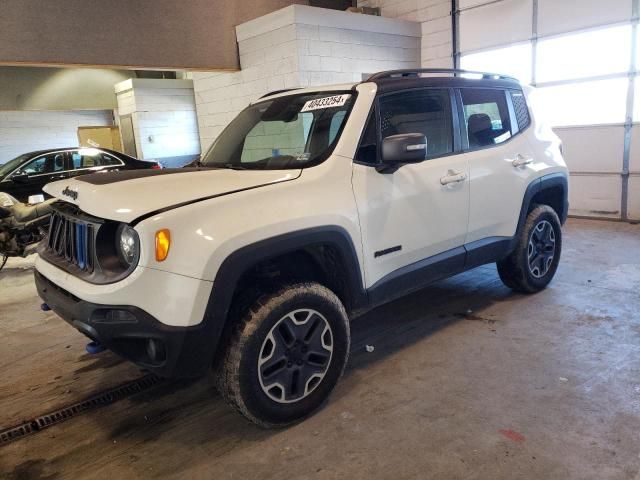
(35, 270, 214, 377)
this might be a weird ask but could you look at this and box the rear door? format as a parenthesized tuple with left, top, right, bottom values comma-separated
(458, 87, 538, 244)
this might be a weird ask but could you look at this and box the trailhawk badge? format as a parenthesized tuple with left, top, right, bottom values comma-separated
(61, 186, 78, 200)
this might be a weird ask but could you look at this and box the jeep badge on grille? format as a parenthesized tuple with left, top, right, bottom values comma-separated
(61, 186, 78, 200)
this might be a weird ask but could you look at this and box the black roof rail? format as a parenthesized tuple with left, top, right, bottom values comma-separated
(366, 68, 519, 83)
(259, 88, 302, 99)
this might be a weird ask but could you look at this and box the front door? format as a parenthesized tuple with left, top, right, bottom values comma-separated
(352, 88, 470, 298)
(9, 151, 69, 201)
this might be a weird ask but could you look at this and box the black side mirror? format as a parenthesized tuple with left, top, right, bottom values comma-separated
(378, 133, 428, 173)
(11, 172, 29, 184)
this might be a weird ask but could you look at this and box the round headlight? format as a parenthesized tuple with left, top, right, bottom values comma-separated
(117, 224, 139, 266)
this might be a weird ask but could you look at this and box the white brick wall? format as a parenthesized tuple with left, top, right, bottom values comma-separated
(0, 110, 113, 164)
(297, 24, 420, 86)
(192, 5, 421, 152)
(115, 79, 200, 165)
(359, 0, 454, 68)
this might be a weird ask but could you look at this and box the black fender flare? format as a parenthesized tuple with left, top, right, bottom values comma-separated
(201, 226, 367, 361)
(509, 172, 569, 251)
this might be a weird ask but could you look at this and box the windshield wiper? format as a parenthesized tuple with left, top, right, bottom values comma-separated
(220, 163, 248, 170)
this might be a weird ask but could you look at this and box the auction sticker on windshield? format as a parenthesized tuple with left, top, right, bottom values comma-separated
(301, 94, 351, 112)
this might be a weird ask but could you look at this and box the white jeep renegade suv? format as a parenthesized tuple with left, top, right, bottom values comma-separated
(35, 69, 568, 427)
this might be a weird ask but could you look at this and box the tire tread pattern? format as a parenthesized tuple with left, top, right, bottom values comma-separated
(497, 204, 562, 294)
(214, 282, 349, 428)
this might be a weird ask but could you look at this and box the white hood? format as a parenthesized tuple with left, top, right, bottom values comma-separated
(43, 168, 301, 223)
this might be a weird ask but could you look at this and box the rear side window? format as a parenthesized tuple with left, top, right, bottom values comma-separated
(379, 89, 453, 158)
(460, 88, 512, 149)
(71, 151, 121, 168)
(510, 90, 531, 131)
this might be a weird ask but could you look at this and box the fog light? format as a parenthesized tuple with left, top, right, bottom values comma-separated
(146, 338, 166, 363)
(103, 309, 137, 323)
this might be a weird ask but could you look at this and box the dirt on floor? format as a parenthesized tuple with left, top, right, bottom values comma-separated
(0, 219, 639, 480)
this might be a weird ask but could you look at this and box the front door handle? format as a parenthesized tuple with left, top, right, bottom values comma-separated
(440, 170, 467, 186)
(511, 154, 533, 168)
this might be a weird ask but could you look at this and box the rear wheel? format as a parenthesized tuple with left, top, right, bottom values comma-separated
(214, 282, 350, 427)
(497, 204, 562, 293)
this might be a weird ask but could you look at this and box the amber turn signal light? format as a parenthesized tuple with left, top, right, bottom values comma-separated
(155, 229, 171, 262)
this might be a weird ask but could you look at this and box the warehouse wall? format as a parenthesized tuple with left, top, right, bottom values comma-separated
(193, 4, 420, 151)
(357, 0, 454, 67)
(0, 66, 132, 164)
(0, 67, 131, 111)
(115, 79, 200, 166)
(0, 110, 113, 164)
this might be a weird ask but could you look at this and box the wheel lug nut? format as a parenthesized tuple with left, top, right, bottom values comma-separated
(287, 361, 293, 367)
(297, 360, 303, 366)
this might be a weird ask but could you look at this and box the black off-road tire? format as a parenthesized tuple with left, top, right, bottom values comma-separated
(213, 282, 350, 428)
(497, 204, 562, 293)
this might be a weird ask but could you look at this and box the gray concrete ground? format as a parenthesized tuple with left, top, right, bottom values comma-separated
(0, 218, 639, 480)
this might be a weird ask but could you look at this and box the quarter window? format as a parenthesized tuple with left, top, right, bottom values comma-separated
(379, 89, 453, 158)
(460, 88, 512, 149)
(356, 111, 378, 164)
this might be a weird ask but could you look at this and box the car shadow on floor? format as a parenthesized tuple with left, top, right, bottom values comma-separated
(97, 266, 515, 444)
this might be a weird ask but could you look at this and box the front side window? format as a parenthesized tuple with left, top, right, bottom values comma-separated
(379, 89, 453, 158)
(460, 88, 512, 149)
(0, 154, 30, 178)
(201, 92, 355, 170)
(19, 153, 65, 175)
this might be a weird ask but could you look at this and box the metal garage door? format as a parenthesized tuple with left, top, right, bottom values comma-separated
(455, 0, 638, 221)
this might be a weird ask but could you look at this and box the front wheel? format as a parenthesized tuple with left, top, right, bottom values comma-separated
(497, 204, 562, 293)
(213, 282, 350, 427)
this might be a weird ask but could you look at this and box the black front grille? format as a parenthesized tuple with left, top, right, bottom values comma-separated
(45, 206, 102, 274)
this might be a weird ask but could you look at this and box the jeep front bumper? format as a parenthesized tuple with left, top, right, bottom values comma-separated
(35, 269, 216, 378)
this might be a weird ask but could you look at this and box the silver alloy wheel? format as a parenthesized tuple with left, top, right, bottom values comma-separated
(527, 220, 556, 278)
(258, 308, 333, 404)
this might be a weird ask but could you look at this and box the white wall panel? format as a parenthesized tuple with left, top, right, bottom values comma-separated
(628, 175, 640, 220)
(459, 0, 532, 52)
(458, 0, 499, 9)
(0, 110, 112, 165)
(568, 174, 622, 218)
(628, 126, 640, 174)
(538, 0, 632, 37)
(554, 126, 624, 174)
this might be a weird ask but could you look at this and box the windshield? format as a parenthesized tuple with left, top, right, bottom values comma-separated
(201, 92, 355, 170)
(0, 154, 30, 178)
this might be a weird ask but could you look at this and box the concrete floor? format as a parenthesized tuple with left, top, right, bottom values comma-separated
(1, 218, 639, 480)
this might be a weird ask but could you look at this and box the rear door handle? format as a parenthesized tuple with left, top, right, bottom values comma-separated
(440, 170, 467, 186)
(511, 154, 533, 168)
